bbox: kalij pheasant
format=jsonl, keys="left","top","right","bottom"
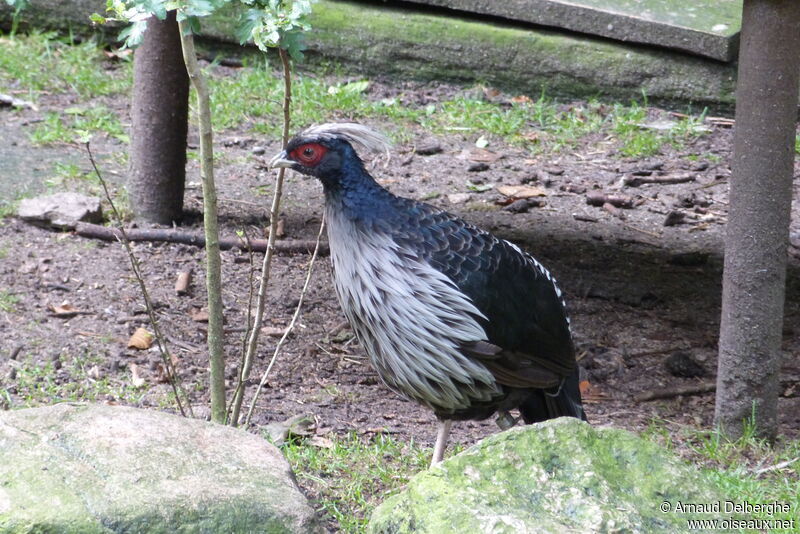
{"left": 270, "top": 123, "right": 586, "bottom": 466}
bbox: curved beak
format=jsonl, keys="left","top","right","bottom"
{"left": 269, "top": 150, "right": 294, "bottom": 169}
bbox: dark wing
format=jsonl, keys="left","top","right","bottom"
{"left": 387, "top": 199, "right": 576, "bottom": 389}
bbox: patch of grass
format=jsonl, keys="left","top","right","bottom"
{"left": 0, "top": 290, "right": 19, "bottom": 312}
{"left": 645, "top": 417, "right": 799, "bottom": 529}
{"left": 206, "top": 63, "right": 709, "bottom": 157}
{"left": 0, "top": 31, "right": 131, "bottom": 98}
{"left": 686, "top": 152, "right": 723, "bottom": 164}
{"left": 795, "top": 134, "right": 799, "bottom": 155}
{"left": 29, "top": 106, "right": 127, "bottom": 146}
{"left": 0, "top": 201, "right": 18, "bottom": 219}
{"left": 610, "top": 102, "right": 660, "bottom": 157}
{"left": 282, "top": 432, "right": 434, "bottom": 533}
{"left": 28, "top": 112, "right": 72, "bottom": 145}
{"left": 46, "top": 161, "right": 90, "bottom": 188}
{"left": 609, "top": 101, "right": 709, "bottom": 157}
{"left": 207, "top": 66, "right": 382, "bottom": 136}
{"left": 5, "top": 352, "right": 146, "bottom": 408}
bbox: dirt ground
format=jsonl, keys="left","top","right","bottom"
{"left": 1, "top": 73, "right": 799, "bottom": 468}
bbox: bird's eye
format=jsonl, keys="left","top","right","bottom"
{"left": 290, "top": 142, "right": 327, "bottom": 166}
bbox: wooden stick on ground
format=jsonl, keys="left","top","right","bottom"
{"left": 634, "top": 382, "right": 716, "bottom": 402}
{"left": 74, "top": 222, "right": 329, "bottom": 256}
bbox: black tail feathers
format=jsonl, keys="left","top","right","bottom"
{"left": 519, "top": 369, "right": 587, "bottom": 424}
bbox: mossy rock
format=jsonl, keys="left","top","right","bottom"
{"left": 0, "top": 403, "right": 320, "bottom": 533}
{"left": 1, "top": 0, "right": 737, "bottom": 108}
{"left": 369, "top": 418, "right": 723, "bottom": 533}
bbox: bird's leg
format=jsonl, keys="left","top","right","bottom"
{"left": 430, "top": 419, "right": 453, "bottom": 467}
{"left": 495, "top": 410, "right": 520, "bottom": 431}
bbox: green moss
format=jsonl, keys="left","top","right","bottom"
{"left": 369, "top": 419, "right": 725, "bottom": 533}
{"left": 301, "top": 0, "right": 736, "bottom": 105}
{"left": 0, "top": 404, "right": 317, "bottom": 533}
{"left": 567, "top": 0, "right": 741, "bottom": 33}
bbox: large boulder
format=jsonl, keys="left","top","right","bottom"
{"left": 369, "top": 418, "right": 722, "bottom": 533}
{"left": 0, "top": 403, "right": 320, "bottom": 533}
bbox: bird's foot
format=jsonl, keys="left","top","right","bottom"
{"left": 495, "top": 411, "right": 520, "bottom": 431}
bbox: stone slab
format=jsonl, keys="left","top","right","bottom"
{"left": 299, "top": 1, "right": 737, "bottom": 106}
{"left": 405, "top": 0, "right": 743, "bottom": 62}
{"left": 0, "top": 403, "right": 321, "bottom": 533}
{"left": 0, "top": 0, "right": 739, "bottom": 108}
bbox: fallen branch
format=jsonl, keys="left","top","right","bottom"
{"left": 623, "top": 174, "right": 696, "bottom": 187}
{"left": 74, "top": 222, "right": 329, "bottom": 256}
{"left": 635, "top": 382, "right": 716, "bottom": 402}
{"left": 586, "top": 191, "right": 635, "bottom": 209}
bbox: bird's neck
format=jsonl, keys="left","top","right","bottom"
{"left": 322, "top": 165, "right": 399, "bottom": 227}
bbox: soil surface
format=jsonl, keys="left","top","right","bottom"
{"left": 1, "top": 68, "right": 800, "bottom": 469}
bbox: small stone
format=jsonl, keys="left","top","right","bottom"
{"left": 8, "top": 344, "right": 22, "bottom": 360}
{"left": 415, "top": 143, "right": 443, "bottom": 156}
{"left": 564, "top": 184, "right": 587, "bottom": 194}
{"left": 663, "top": 210, "right": 685, "bottom": 226}
{"left": 645, "top": 160, "right": 665, "bottom": 171}
{"left": 544, "top": 166, "right": 564, "bottom": 176}
{"left": 691, "top": 161, "right": 709, "bottom": 172}
{"left": 665, "top": 351, "right": 707, "bottom": 378}
{"left": 503, "top": 199, "right": 531, "bottom": 213}
{"left": 467, "top": 162, "right": 490, "bottom": 172}
{"left": 447, "top": 193, "right": 472, "bottom": 204}
{"left": 251, "top": 146, "right": 266, "bottom": 155}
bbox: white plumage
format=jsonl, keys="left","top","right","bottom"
{"left": 326, "top": 204, "right": 502, "bottom": 412}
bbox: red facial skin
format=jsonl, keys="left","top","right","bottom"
{"left": 290, "top": 143, "right": 327, "bottom": 167}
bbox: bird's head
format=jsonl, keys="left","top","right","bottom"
{"left": 269, "top": 123, "right": 390, "bottom": 188}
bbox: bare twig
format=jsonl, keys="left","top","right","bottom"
{"left": 635, "top": 382, "right": 716, "bottom": 402}
{"left": 228, "top": 229, "right": 257, "bottom": 423}
{"left": 177, "top": 19, "right": 226, "bottom": 423}
{"left": 622, "top": 223, "right": 661, "bottom": 239}
{"left": 230, "top": 48, "right": 294, "bottom": 425}
{"left": 752, "top": 458, "right": 798, "bottom": 475}
{"left": 85, "top": 142, "right": 191, "bottom": 417}
{"left": 245, "top": 215, "right": 326, "bottom": 425}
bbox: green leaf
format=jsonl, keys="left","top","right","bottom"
{"left": 465, "top": 181, "right": 493, "bottom": 192}
{"left": 4, "top": 0, "right": 30, "bottom": 9}
{"left": 342, "top": 80, "right": 369, "bottom": 94}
